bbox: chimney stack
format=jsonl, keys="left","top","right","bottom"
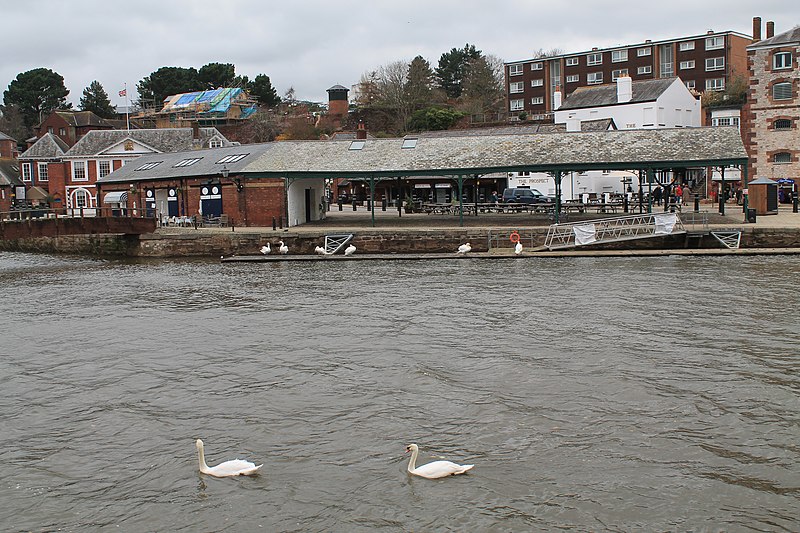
{"left": 191, "top": 121, "right": 200, "bottom": 140}
{"left": 767, "top": 21, "right": 774, "bottom": 39}
{"left": 753, "top": 17, "right": 761, "bottom": 42}
{"left": 617, "top": 75, "right": 632, "bottom": 104}
{"left": 553, "top": 86, "right": 562, "bottom": 110}
{"left": 356, "top": 120, "right": 367, "bottom": 140}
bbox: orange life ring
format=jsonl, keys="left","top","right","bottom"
{"left": 509, "top": 231, "right": 520, "bottom": 244}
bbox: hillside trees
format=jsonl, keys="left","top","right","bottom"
{"left": 3, "top": 68, "right": 71, "bottom": 132}
{"left": 249, "top": 74, "right": 280, "bottom": 107}
{"left": 79, "top": 80, "right": 116, "bottom": 118}
{"left": 435, "top": 44, "right": 481, "bottom": 99}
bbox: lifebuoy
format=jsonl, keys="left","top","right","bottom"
{"left": 509, "top": 231, "right": 520, "bottom": 244}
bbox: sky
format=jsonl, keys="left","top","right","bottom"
{"left": 1, "top": 0, "right": 797, "bottom": 108}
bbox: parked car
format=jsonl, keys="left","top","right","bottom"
{"left": 502, "top": 187, "right": 553, "bottom": 204}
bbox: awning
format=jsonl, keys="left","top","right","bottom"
{"left": 103, "top": 191, "right": 129, "bottom": 204}
{"left": 27, "top": 186, "right": 49, "bottom": 200}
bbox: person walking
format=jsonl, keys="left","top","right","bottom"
{"left": 681, "top": 183, "right": 691, "bottom": 206}
{"left": 653, "top": 185, "right": 663, "bottom": 206}
{"left": 674, "top": 183, "right": 683, "bottom": 208}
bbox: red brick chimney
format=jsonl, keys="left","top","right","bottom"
{"left": 753, "top": 16, "right": 761, "bottom": 42}
{"left": 766, "top": 21, "right": 774, "bottom": 39}
{"left": 356, "top": 121, "right": 367, "bottom": 140}
{"left": 191, "top": 121, "right": 200, "bottom": 139}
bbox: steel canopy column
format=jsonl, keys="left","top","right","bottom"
{"left": 458, "top": 175, "right": 464, "bottom": 227}
{"left": 370, "top": 175, "right": 376, "bottom": 227}
{"left": 553, "top": 171, "right": 562, "bottom": 224}
{"left": 742, "top": 164, "right": 749, "bottom": 217}
{"left": 646, "top": 169, "right": 654, "bottom": 213}
{"left": 719, "top": 166, "right": 726, "bottom": 215}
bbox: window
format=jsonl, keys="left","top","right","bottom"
{"left": 566, "top": 74, "right": 579, "bottom": 83}
{"left": 509, "top": 81, "right": 524, "bottom": 93}
{"left": 134, "top": 161, "right": 163, "bottom": 171}
{"left": 685, "top": 80, "right": 696, "bottom": 89}
{"left": 637, "top": 47, "right": 651, "bottom": 57}
{"left": 706, "top": 57, "right": 725, "bottom": 71}
{"left": 587, "top": 72, "right": 603, "bottom": 85}
{"left": 98, "top": 160, "right": 111, "bottom": 178}
{"left": 38, "top": 162, "right": 49, "bottom": 182}
{"left": 587, "top": 53, "right": 602, "bottom": 66}
{"left": 510, "top": 99, "right": 524, "bottom": 111}
{"left": 611, "top": 50, "right": 628, "bottom": 62}
{"left": 773, "top": 52, "right": 792, "bottom": 70}
{"left": 349, "top": 140, "right": 365, "bottom": 150}
{"left": 530, "top": 96, "right": 544, "bottom": 105}
{"left": 638, "top": 65, "right": 652, "bottom": 75}
{"left": 173, "top": 157, "right": 203, "bottom": 167}
{"left": 711, "top": 116, "right": 740, "bottom": 127}
{"left": 75, "top": 189, "right": 88, "bottom": 208}
{"left": 612, "top": 69, "right": 628, "bottom": 80}
{"left": 566, "top": 57, "right": 579, "bottom": 66}
{"left": 215, "top": 154, "right": 249, "bottom": 164}
{"left": 679, "top": 41, "right": 695, "bottom": 51}
{"left": 531, "top": 62, "right": 543, "bottom": 70}
{"left": 59, "top": 128, "right": 66, "bottom": 135}
{"left": 659, "top": 44, "right": 674, "bottom": 77}
{"left": 773, "top": 82, "right": 792, "bottom": 100}
{"left": 706, "top": 78, "right": 725, "bottom": 91}
{"left": 401, "top": 138, "right": 417, "bottom": 149}
{"left": 773, "top": 152, "right": 791, "bottom": 163}
{"left": 509, "top": 64, "right": 523, "bottom": 76}
{"left": 530, "top": 79, "right": 543, "bottom": 87}
{"left": 47, "top": 127, "right": 53, "bottom": 134}
{"left": 774, "top": 119, "right": 792, "bottom": 130}
{"left": 72, "top": 161, "right": 86, "bottom": 181}
{"left": 21, "top": 163, "right": 31, "bottom": 181}
{"left": 680, "top": 60, "right": 695, "bottom": 70}
{"left": 706, "top": 36, "right": 724, "bottom": 50}
{"left": 209, "top": 138, "right": 224, "bottom": 148}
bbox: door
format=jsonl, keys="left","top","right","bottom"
{"left": 305, "top": 188, "right": 312, "bottom": 223}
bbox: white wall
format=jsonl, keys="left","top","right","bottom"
{"left": 287, "top": 177, "right": 326, "bottom": 227}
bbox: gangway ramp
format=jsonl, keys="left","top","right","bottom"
{"left": 544, "top": 213, "right": 686, "bottom": 250}
{"left": 324, "top": 234, "right": 354, "bottom": 254}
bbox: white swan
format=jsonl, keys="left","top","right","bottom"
{"left": 195, "top": 439, "right": 262, "bottom": 478}
{"left": 405, "top": 443, "right": 473, "bottom": 479}
{"left": 260, "top": 243, "right": 271, "bottom": 255}
{"left": 278, "top": 240, "right": 288, "bottom": 255}
{"left": 344, "top": 244, "right": 356, "bottom": 256}
{"left": 314, "top": 245, "right": 326, "bottom": 255}
{"left": 456, "top": 242, "right": 471, "bottom": 254}
{"left": 514, "top": 242, "right": 523, "bottom": 255}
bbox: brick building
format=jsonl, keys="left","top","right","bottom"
{"left": 0, "top": 131, "right": 19, "bottom": 159}
{"left": 743, "top": 22, "right": 800, "bottom": 204}
{"left": 34, "top": 110, "right": 115, "bottom": 148}
{"left": 505, "top": 28, "right": 752, "bottom": 118}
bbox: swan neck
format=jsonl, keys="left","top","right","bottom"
{"left": 197, "top": 443, "right": 209, "bottom": 472}
{"left": 407, "top": 448, "right": 418, "bottom": 472}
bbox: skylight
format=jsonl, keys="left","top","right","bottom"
{"left": 134, "top": 161, "right": 163, "bottom": 171}
{"left": 402, "top": 138, "right": 418, "bottom": 149}
{"left": 349, "top": 140, "right": 366, "bottom": 150}
{"left": 173, "top": 157, "right": 202, "bottom": 167}
{"left": 215, "top": 154, "right": 249, "bottom": 164}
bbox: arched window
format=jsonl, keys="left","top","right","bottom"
{"left": 773, "top": 152, "right": 791, "bottom": 163}
{"left": 773, "top": 82, "right": 792, "bottom": 100}
{"left": 774, "top": 119, "right": 792, "bottom": 130}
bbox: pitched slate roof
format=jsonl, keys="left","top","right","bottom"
{"left": 97, "top": 144, "right": 271, "bottom": 184}
{"left": 417, "top": 119, "right": 615, "bottom": 138}
{"left": 0, "top": 159, "right": 22, "bottom": 186}
{"left": 0, "top": 131, "right": 17, "bottom": 142}
{"left": 44, "top": 110, "right": 113, "bottom": 129}
{"left": 63, "top": 127, "right": 231, "bottom": 157}
{"left": 747, "top": 26, "right": 800, "bottom": 48}
{"left": 558, "top": 78, "right": 678, "bottom": 111}
{"left": 18, "top": 133, "right": 70, "bottom": 160}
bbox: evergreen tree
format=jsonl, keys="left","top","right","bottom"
{"left": 460, "top": 55, "right": 505, "bottom": 114}
{"left": 198, "top": 62, "right": 236, "bottom": 89}
{"left": 404, "top": 56, "right": 435, "bottom": 113}
{"left": 248, "top": 74, "right": 280, "bottom": 107}
{"left": 435, "top": 44, "right": 481, "bottom": 99}
{"left": 3, "top": 68, "right": 71, "bottom": 131}
{"left": 79, "top": 80, "right": 116, "bottom": 118}
{"left": 136, "top": 66, "right": 201, "bottom": 109}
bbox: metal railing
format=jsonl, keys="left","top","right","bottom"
{"left": 544, "top": 213, "right": 686, "bottom": 250}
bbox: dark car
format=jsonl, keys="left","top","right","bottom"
{"left": 502, "top": 187, "right": 553, "bottom": 204}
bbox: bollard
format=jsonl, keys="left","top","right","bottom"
{"left": 272, "top": 217, "right": 276, "bottom": 231}
{"left": 382, "top": 199, "right": 387, "bottom": 211}
{"left": 794, "top": 192, "right": 799, "bottom": 213}
{"left": 279, "top": 216, "right": 283, "bottom": 229}
{"left": 694, "top": 194, "right": 700, "bottom": 213}
{"left": 367, "top": 199, "right": 372, "bottom": 211}
{"left": 623, "top": 195, "right": 629, "bottom": 213}
{"left": 352, "top": 200, "right": 357, "bottom": 211}
{"left": 338, "top": 201, "right": 343, "bottom": 211}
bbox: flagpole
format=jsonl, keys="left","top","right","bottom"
{"left": 125, "top": 83, "right": 130, "bottom": 131}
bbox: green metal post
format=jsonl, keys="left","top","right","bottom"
{"left": 370, "top": 176, "right": 375, "bottom": 227}
{"left": 647, "top": 169, "right": 654, "bottom": 213}
{"left": 742, "top": 165, "right": 749, "bottom": 220}
{"left": 554, "top": 171, "right": 562, "bottom": 224}
{"left": 458, "top": 175, "right": 464, "bottom": 227}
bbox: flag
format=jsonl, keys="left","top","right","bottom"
{"left": 119, "top": 89, "right": 126, "bottom": 97}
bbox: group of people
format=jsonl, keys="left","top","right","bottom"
{"left": 651, "top": 183, "right": 694, "bottom": 207}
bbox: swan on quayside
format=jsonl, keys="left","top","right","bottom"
{"left": 278, "top": 241, "right": 289, "bottom": 254}
{"left": 514, "top": 241, "right": 523, "bottom": 255}
{"left": 456, "top": 242, "right": 471, "bottom": 254}
{"left": 260, "top": 243, "right": 271, "bottom": 255}
{"left": 195, "top": 439, "right": 262, "bottom": 478}
{"left": 405, "top": 443, "right": 474, "bottom": 479}
{"left": 344, "top": 244, "right": 356, "bottom": 256}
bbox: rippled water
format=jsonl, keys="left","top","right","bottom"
{"left": 1, "top": 251, "right": 798, "bottom": 532}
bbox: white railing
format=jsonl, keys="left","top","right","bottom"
{"left": 544, "top": 213, "right": 685, "bottom": 250}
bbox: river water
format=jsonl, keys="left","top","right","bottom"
{"left": 1, "top": 251, "right": 798, "bottom": 532}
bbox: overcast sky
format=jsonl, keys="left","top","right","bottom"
{"left": 2, "top": 0, "right": 796, "bottom": 108}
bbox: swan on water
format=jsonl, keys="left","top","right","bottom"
{"left": 514, "top": 242, "right": 523, "bottom": 255}
{"left": 405, "top": 443, "right": 474, "bottom": 479}
{"left": 278, "top": 241, "right": 289, "bottom": 255}
{"left": 456, "top": 243, "right": 471, "bottom": 254}
{"left": 260, "top": 243, "right": 271, "bottom": 255}
{"left": 344, "top": 244, "right": 356, "bottom": 256}
{"left": 195, "top": 439, "right": 262, "bottom": 478}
